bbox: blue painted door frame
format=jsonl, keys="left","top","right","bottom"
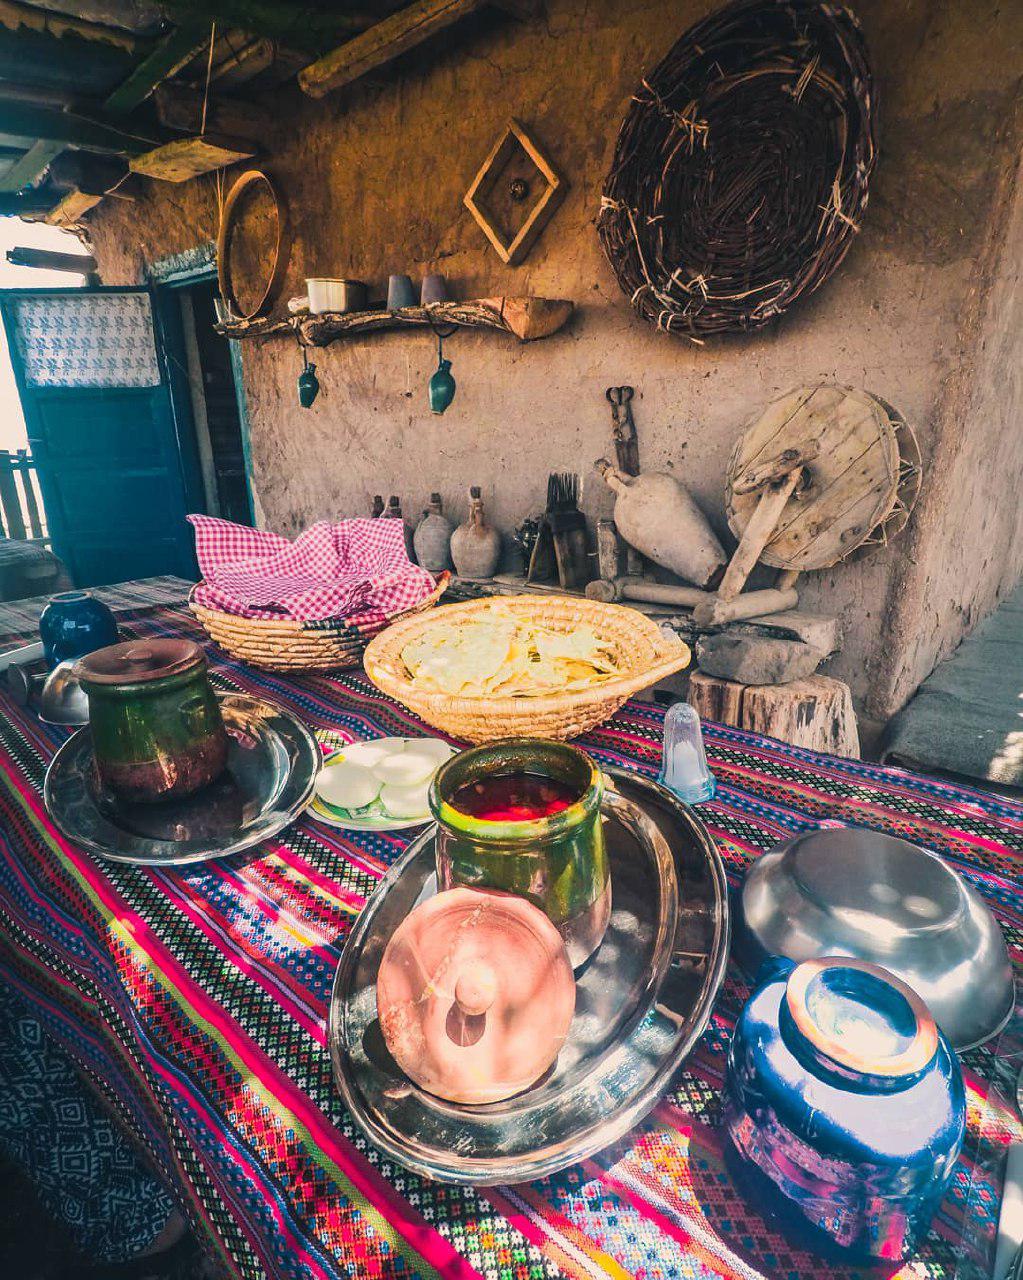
{"left": 0, "top": 284, "right": 206, "bottom": 587}
{"left": 147, "top": 248, "right": 256, "bottom": 527}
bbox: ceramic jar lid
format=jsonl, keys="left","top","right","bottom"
{"left": 76, "top": 638, "right": 205, "bottom": 686}
{"left": 376, "top": 887, "right": 576, "bottom": 1104}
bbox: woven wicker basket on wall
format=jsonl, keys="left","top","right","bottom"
{"left": 363, "top": 595, "right": 691, "bottom": 744}
{"left": 190, "top": 574, "right": 449, "bottom": 673}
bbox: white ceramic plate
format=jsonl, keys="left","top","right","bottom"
{"left": 306, "top": 737, "right": 453, "bottom": 832}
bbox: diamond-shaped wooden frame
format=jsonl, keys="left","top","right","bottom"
{"left": 463, "top": 118, "right": 566, "bottom": 266}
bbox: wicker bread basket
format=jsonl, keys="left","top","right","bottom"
{"left": 190, "top": 573, "right": 448, "bottom": 673}
{"left": 363, "top": 595, "right": 691, "bottom": 744}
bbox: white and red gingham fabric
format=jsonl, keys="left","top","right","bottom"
{"left": 188, "top": 515, "right": 436, "bottom": 623}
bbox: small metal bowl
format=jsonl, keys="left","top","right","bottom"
{"left": 38, "top": 660, "right": 90, "bottom": 726}
{"left": 738, "top": 828, "right": 1014, "bottom": 1051}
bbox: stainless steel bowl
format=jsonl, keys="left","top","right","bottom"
{"left": 38, "top": 660, "right": 90, "bottom": 726}
{"left": 739, "top": 828, "right": 1014, "bottom": 1051}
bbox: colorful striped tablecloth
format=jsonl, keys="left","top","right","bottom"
{"left": 0, "top": 599, "right": 1020, "bottom": 1280}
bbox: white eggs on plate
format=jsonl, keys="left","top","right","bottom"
{"left": 338, "top": 739, "right": 402, "bottom": 769}
{"left": 312, "top": 736, "right": 454, "bottom": 825}
{"left": 380, "top": 780, "right": 433, "bottom": 818}
{"left": 374, "top": 749, "right": 440, "bottom": 788}
{"left": 315, "top": 760, "right": 381, "bottom": 811}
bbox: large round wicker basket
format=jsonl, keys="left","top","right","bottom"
{"left": 363, "top": 595, "right": 691, "bottom": 744}
{"left": 191, "top": 573, "right": 448, "bottom": 673}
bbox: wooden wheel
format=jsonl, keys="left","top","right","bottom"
{"left": 725, "top": 384, "right": 905, "bottom": 572}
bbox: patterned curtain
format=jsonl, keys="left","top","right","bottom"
{"left": 9, "top": 293, "right": 161, "bottom": 389}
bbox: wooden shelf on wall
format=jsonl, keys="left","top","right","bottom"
{"left": 215, "top": 296, "right": 574, "bottom": 346}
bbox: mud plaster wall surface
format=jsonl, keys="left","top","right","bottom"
{"left": 85, "top": 0, "right": 1023, "bottom": 719}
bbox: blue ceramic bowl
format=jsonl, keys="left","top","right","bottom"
{"left": 39, "top": 591, "right": 119, "bottom": 669}
{"left": 724, "top": 956, "right": 965, "bottom": 1264}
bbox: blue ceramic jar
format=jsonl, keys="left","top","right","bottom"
{"left": 724, "top": 957, "right": 965, "bottom": 1264}
{"left": 39, "top": 591, "right": 119, "bottom": 669}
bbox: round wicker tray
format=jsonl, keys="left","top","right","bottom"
{"left": 191, "top": 574, "right": 449, "bottom": 673}
{"left": 363, "top": 595, "right": 691, "bottom": 744}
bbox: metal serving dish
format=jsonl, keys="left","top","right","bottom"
{"left": 329, "top": 768, "right": 729, "bottom": 1184}
{"left": 738, "top": 828, "right": 1015, "bottom": 1051}
{"left": 44, "top": 693, "right": 318, "bottom": 866}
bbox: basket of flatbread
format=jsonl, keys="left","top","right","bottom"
{"left": 362, "top": 596, "right": 691, "bottom": 744}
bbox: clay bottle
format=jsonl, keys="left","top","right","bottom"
{"left": 450, "top": 487, "right": 501, "bottom": 580}
{"left": 413, "top": 493, "right": 454, "bottom": 572}
{"left": 594, "top": 459, "right": 726, "bottom": 589}
{"left": 385, "top": 495, "right": 416, "bottom": 561}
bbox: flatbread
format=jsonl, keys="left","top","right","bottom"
{"left": 400, "top": 610, "right": 622, "bottom": 698}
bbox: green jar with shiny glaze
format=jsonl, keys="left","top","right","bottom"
{"left": 76, "top": 639, "right": 229, "bottom": 804}
{"left": 430, "top": 738, "right": 611, "bottom": 968}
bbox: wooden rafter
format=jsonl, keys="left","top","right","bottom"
{"left": 0, "top": 140, "right": 63, "bottom": 194}
{"left": 0, "top": 22, "right": 209, "bottom": 207}
{"left": 298, "top": 0, "right": 536, "bottom": 99}
{"left": 299, "top": 0, "right": 481, "bottom": 98}
{"left": 104, "top": 21, "right": 213, "bottom": 115}
{"left": 6, "top": 246, "right": 97, "bottom": 272}
{"left": 159, "top": 0, "right": 375, "bottom": 54}
{"left": 0, "top": 102, "right": 156, "bottom": 155}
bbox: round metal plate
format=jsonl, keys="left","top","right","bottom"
{"left": 43, "top": 693, "right": 319, "bottom": 866}
{"left": 328, "top": 768, "right": 729, "bottom": 1184}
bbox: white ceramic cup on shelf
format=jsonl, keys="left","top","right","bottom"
{"left": 306, "top": 278, "right": 368, "bottom": 314}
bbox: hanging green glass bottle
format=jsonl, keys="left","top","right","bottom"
{"left": 428, "top": 331, "right": 455, "bottom": 414}
{"left": 298, "top": 346, "right": 320, "bottom": 408}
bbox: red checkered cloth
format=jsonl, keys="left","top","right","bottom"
{"left": 188, "top": 515, "right": 436, "bottom": 623}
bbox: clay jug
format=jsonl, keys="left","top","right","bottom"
{"left": 594, "top": 459, "right": 726, "bottom": 589}
{"left": 385, "top": 495, "right": 416, "bottom": 561}
{"left": 450, "top": 487, "right": 501, "bottom": 580}
{"left": 413, "top": 493, "right": 454, "bottom": 572}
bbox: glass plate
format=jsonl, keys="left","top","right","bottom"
{"left": 328, "top": 768, "right": 730, "bottom": 1184}
{"left": 43, "top": 693, "right": 319, "bottom": 865}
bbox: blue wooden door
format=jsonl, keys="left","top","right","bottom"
{"left": 0, "top": 287, "right": 204, "bottom": 587}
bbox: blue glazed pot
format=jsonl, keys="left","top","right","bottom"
{"left": 39, "top": 591, "right": 119, "bottom": 669}
{"left": 724, "top": 956, "right": 965, "bottom": 1264}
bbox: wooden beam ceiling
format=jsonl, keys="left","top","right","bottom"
{"left": 298, "top": 0, "right": 536, "bottom": 99}
{"left": 0, "top": 140, "right": 63, "bottom": 193}
{"left": 158, "top": 1, "right": 381, "bottom": 55}
{"left": 104, "top": 20, "right": 212, "bottom": 114}
{"left": 0, "top": 20, "right": 208, "bottom": 199}
{"left": 299, "top": 0, "right": 484, "bottom": 98}
{"left": 0, "top": 102, "right": 156, "bottom": 156}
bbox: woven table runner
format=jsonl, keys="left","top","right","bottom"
{"left": 0, "top": 600, "right": 1019, "bottom": 1280}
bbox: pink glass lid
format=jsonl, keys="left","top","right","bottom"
{"left": 376, "top": 887, "right": 576, "bottom": 1104}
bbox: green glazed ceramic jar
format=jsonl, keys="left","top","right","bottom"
{"left": 429, "top": 738, "right": 611, "bottom": 968}
{"left": 76, "top": 639, "right": 229, "bottom": 804}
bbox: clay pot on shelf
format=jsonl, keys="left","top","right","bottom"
{"left": 450, "top": 487, "right": 501, "bottom": 580}
{"left": 413, "top": 493, "right": 454, "bottom": 572}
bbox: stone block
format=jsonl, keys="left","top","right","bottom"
{"left": 696, "top": 634, "right": 824, "bottom": 685}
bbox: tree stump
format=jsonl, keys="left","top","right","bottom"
{"left": 689, "top": 671, "right": 859, "bottom": 758}
{"left": 688, "top": 671, "right": 745, "bottom": 726}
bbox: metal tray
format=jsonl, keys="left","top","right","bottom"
{"left": 328, "top": 768, "right": 729, "bottom": 1184}
{"left": 43, "top": 693, "right": 319, "bottom": 866}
